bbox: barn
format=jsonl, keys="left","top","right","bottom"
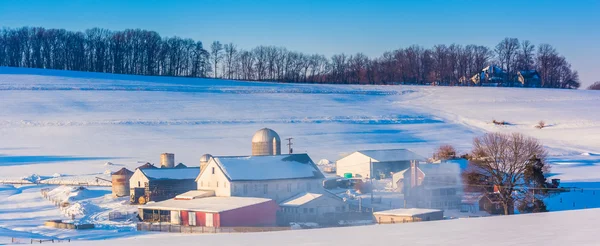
{"left": 373, "top": 208, "right": 443, "bottom": 224}
{"left": 130, "top": 167, "right": 200, "bottom": 204}
{"left": 336, "top": 149, "right": 425, "bottom": 179}
{"left": 139, "top": 196, "right": 278, "bottom": 227}
{"left": 278, "top": 192, "right": 348, "bottom": 225}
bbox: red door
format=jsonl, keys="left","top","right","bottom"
{"left": 181, "top": 211, "right": 189, "bottom": 226}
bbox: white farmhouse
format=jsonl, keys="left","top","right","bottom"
{"left": 336, "top": 149, "right": 425, "bottom": 179}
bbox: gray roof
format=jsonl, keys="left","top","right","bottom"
{"left": 140, "top": 167, "right": 200, "bottom": 180}
{"left": 213, "top": 154, "right": 324, "bottom": 181}
{"left": 358, "top": 149, "right": 425, "bottom": 162}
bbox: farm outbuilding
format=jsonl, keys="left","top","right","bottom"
{"left": 139, "top": 196, "right": 278, "bottom": 227}
{"left": 336, "top": 149, "right": 425, "bottom": 179}
{"left": 130, "top": 167, "right": 200, "bottom": 204}
{"left": 373, "top": 208, "right": 443, "bottom": 224}
{"left": 111, "top": 168, "right": 134, "bottom": 198}
{"left": 278, "top": 192, "right": 348, "bottom": 225}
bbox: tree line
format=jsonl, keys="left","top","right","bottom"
{"left": 0, "top": 26, "right": 581, "bottom": 88}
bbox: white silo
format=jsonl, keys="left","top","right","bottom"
{"left": 160, "top": 153, "right": 175, "bottom": 168}
{"left": 251, "top": 128, "right": 281, "bottom": 156}
{"left": 200, "top": 154, "right": 213, "bottom": 173}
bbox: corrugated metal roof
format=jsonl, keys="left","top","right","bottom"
{"left": 112, "top": 168, "right": 133, "bottom": 175}
{"left": 141, "top": 196, "right": 272, "bottom": 213}
{"left": 213, "top": 154, "right": 324, "bottom": 181}
{"left": 357, "top": 149, "right": 425, "bottom": 162}
{"left": 140, "top": 167, "right": 199, "bottom": 180}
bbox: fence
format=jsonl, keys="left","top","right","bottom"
{"left": 10, "top": 238, "right": 71, "bottom": 244}
{"left": 108, "top": 211, "right": 136, "bottom": 221}
{"left": 136, "top": 222, "right": 290, "bottom": 234}
{"left": 277, "top": 212, "right": 373, "bottom": 226}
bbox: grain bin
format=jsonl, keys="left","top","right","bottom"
{"left": 112, "top": 168, "right": 134, "bottom": 197}
{"left": 251, "top": 128, "right": 281, "bottom": 156}
{"left": 200, "top": 154, "right": 213, "bottom": 173}
{"left": 160, "top": 153, "right": 175, "bottom": 168}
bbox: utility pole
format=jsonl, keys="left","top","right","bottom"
{"left": 285, "top": 138, "right": 293, "bottom": 154}
{"left": 370, "top": 158, "right": 374, "bottom": 203}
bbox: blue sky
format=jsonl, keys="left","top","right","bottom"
{"left": 1, "top": 0, "right": 598, "bottom": 87}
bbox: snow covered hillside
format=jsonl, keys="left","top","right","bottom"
{"left": 1, "top": 67, "right": 598, "bottom": 179}
{"left": 0, "top": 67, "right": 599, "bottom": 243}
{"left": 80, "top": 208, "right": 600, "bottom": 246}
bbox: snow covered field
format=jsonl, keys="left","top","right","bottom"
{"left": 79, "top": 208, "right": 600, "bottom": 246}
{"left": 0, "top": 67, "right": 599, "bottom": 243}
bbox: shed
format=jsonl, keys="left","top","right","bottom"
{"left": 278, "top": 191, "right": 348, "bottom": 225}
{"left": 336, "top": 149, "right": 425, "bottom": 179}
{"left": 139, "top": 196, "right": 278, "bottom": 227}
{"left": 373, "top": 208, "right": 443, "bottom": 224}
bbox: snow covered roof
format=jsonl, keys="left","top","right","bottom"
{"left": 280, "top": 192, "right": 323, "bottom": 207}
{"left": 140, "top": 167, "right": 200, "bottom": 180}
{"left": 212, "top": 154, "right": 324, "bottom": 181}
{"left": 141, "top": 196, "right": 273, "bottom": 213}
{"left": 357, "top": 149, "right": 426, "bottom": 162}
{"left": 373, "top": 208, "right": 443, "bottom": 217}
{"left": 174, "top": 190, "right": 215, "bottom": 200}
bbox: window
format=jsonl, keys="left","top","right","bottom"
{"left": 216, "top": 182, "right": 219, "bottom": 187}
{"left": 303, "top": 208, "right": 308, "bottom": 213}
{"left": 287, "top": 183, "right": 292, "bottom": 192}
{"left": 201, "top": 181, "right": 203, "bottom": 187}
{"left": 224, "top": 182, "right": 227, "bottom": 188}
{"left": 138, "top": 181, "right": 141, "bottom": 187}
{"left": 263, "top": 184, "right": 268, "bottom": 194}
{"left": 309, "top": 208, "right": 314, "bottom": 213}
{"left": 212, "top": 167, "right": 215, "bottom": 174}
{"left": 243, "top": 184, "right": 248, "bottom": 194}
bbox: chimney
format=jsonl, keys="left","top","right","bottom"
{"left": 410, "top": 160, "right": 419, "bottom": 188}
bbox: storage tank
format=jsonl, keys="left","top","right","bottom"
{"left": 200, "top": 154, "right": 213, "bottom": 173}
{"left": 111, "top": 168, "right": 134, "bottom": 198}
{"left": 251, "top": 128, "right": 281, "bottom": 156}
{"left": 160, "top": 153, "right": 175, "bottom": 168}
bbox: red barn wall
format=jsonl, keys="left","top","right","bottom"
{"left": 219, "top": 200, "right": 278, "bottom": 227}
{"left": 181, "top": 211, "right": 189, "bottom": 226}
{"left": 196, "top": 212, "right": 206, "bottom": 227}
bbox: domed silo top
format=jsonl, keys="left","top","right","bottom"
{"left": 252, "top": 128, "right": 281, "bottom": 143}
{"left": 251, "top": 128, "right": 281, "bottom": 156}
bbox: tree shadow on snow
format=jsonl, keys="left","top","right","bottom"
{"left": 0, "top": 155, "right": 121, "bottom": 166}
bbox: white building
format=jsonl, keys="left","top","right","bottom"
{"left": 336, "top": 149, "right": 425, "bottom": 179}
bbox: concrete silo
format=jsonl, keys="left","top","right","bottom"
{"left": 111, "top": 168, "right": 134, "bottom": 198}
{"left": 160, "top": 153, "right": 175, "bottom": 168}
{"left": 251, "top": 128, "right": 281, "bottom": 156}
{"left": 200, "top": 154, "right": 213, "bottom": 173}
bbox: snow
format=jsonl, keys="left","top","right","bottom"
{"left": 214, "top": 154, "right": 323, "bottom": 181}
{"left": 373, "top": 208, "right": 442, "bottom": 217}
{"left": 140, "top": 168, "right": 200, "bottom": 180}
{"left": 1, "top": 67, "right": 600, "bottom": 243}
{"left": 80, "top": 208, "right": 600, "bottom": 246}
{"left": 174, "top": 190, "right": 215, "bottom": 200}
{"left": 358, "top": 149, "right": 427, "bottom": 162}
{"left": 141, "top": 196, "right": 272, "bottom": 213}
{"left": 280, "top": 192, "right": 323, "bottom": 207}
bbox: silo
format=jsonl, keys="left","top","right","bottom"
{"left": 251, "top": 128, "right": 281, "bottom": 156}
{"left": 111, "top": 168, "right": 134, "bottom": 198}
{"left": 200, "top": 154, "right": 213, "bottom": 173}
{"left": 160, "top": 153, "right": 175, "bottom": 168}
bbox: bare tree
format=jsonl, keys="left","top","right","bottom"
{"left": 222, "top": 43, "right": 237, "bottom": 80}
{"left": 588, "top": 81, "right": 600, "bottom": 90}
{"left": 432, "top": 144, "right": 457, "bottom": 161}
{"left": 495, "top": 38, "right": 520, "bottom": 81}
{"left": 463, "top": 132, "right": 548, "bottom": 215}
{"left": 210, "top": 41, "right": 223, "bottom": 78}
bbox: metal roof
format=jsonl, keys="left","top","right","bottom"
{"left": 357, "top": 149, "right": 426, "bottom": 162}
{"left": 251, "top": 128, "right": 280, "bottom": 143}
{"left": 212, "top": 153, "right": 324, "bottom": 181}
{"left": 373, "top": 208, "right": 442, "bottom": 217}
{"left": 141, "top": 196, "right": 273, "bottom": 213}
{"left": 140, "top": 167, "right": 200, "bottom": 180}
